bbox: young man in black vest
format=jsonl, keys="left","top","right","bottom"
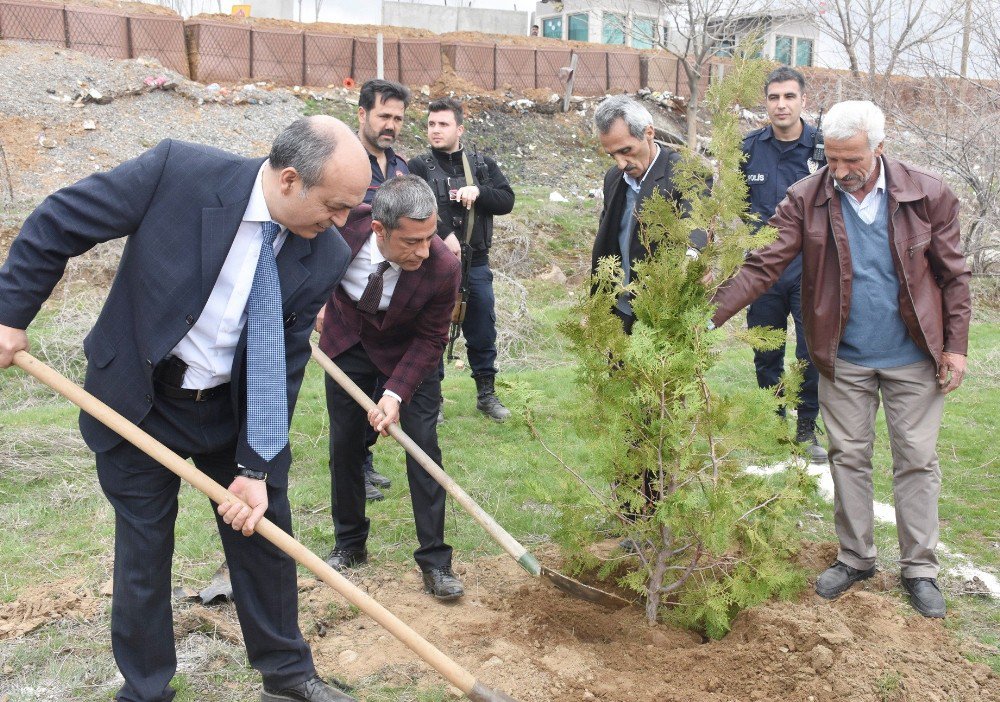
{"left": 408, "top": 98, "right": 516, "bottom": 422}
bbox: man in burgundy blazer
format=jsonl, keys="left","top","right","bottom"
{"left": 317, "top": 175, "right": 464, "bottom": 599}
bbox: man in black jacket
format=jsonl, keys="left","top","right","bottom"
{"left": 408, "top": 98, "right": 516, "bottom": 421}
{"left": 592, "top": 95, "right": 706, "bottom": 334}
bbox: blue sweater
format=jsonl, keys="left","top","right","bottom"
{"left": 838, "top": 195, "right": 928, "bottom": 368}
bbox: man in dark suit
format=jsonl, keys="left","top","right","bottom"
{"left": 591, "top": 95, "right": 706, "bottom": 334}
{"left": 590, "top": 96, "right": 706, "bottom": 541}
{"left": 317, "top": 175, "right": 464, "bottom": 600}
{"left": 0, "top": 116, "right": 370, "bottom": 702}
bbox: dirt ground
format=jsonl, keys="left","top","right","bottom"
{"left": 4, "top": 542, "right": 995, "bottom": 701}
{"left": 0, "top": 34, "right": 996, "bottom": 702}
{"left": 294, "top": 541, "right": 999, "bottom": 702}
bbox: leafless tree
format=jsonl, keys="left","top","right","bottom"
{"left": 613, "top": 0, "right": 777, "bottom": 148}
{"left": 314, "top": 0, "right": 326, "bottom": 22}
{"left": 888, "top": 4, "right": 1000, "bottom": 275}
{"left": 802, "top": 0, "right": 964, "bottom": 96}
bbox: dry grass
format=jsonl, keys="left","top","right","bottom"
{"left": 0, "top": 425, "right": 90, "bottom": 485}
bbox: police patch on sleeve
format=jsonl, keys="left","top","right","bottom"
{"left": 747, "top": 172, "right": 767, "bottom": 184}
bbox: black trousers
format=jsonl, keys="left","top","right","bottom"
{"left": 325, "top": 342, "right": 452, "bottom": 571}
{"left": 746, "top": 255, "right": 820, "bottom": 421}
{"left": 95, "top": 391, "right": 313, "bottom": 702}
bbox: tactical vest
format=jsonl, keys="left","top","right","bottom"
{"left": 417, "top": 149, "right": 494, "bottom": 251}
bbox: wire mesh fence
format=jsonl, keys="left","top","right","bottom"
{"left": 495, "top": 45, "right": 535, "bottom": 92}
{"left": 0, "top": 0, "right": 66, "bottom": 46}
{"left": 535, "top": 48, "right": 571, "bottom": 92}
{"left": 353, "top": 36, "right": 400, "bottom": 84}
{"left": 251, "top": 28, "right": 303, "bottom": 85}
{"left": 185, "top": 20, "right": 251, "bottom": 84}
{"left": 443, "top": 42, "right": 495, "bottom": 90}
{"left": 0, "top": 2, "right": 728, "bottom": 97}
{"left": 66, "top": 6, "right": 129, "bottom": 60}
{"left": 399, "top": 39, "right": 441, "bottom": 88}
{"left": 129, "top": 14, "right": 188, "bottom": 77}
{"left": 572, "top": 50, "right": 608, "bottom": 96}
{"left": 607, "top": 51, "right": 641, "bottom": 93}
{"left": 304, "top": 32, "right": 353, "bottom": 87}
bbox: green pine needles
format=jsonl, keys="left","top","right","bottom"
{"left": 551, "top": 49, "right": 814, "bottom": 636}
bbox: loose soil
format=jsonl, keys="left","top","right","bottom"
{"left": 8, "top": 542, "right": 995, "bottom": 700}
{"left": 0, "top": 36, "right": 997, "bottom": 702}
{"left": 0, "top": 579, "right": 101, "bottom": 640}
{"left": 290, "top": 542, "right": 998, "bottom": 702}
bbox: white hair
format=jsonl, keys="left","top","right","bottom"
{"left": 823, "top": 100, "right": 886, "bottom": 150}
{"left": 594, "top": 95, "right": 654, "bottom": 139}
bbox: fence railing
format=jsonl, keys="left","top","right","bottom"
{"left": 0, "top": 1, "right": 722, "bottom": 97}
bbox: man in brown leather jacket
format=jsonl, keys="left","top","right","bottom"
{"left": 711, "top": 100, "right": 971, "bottom": 618}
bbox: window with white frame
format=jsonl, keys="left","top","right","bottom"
{"left": 775, "top": 35, "right": 814, "bottom": 67}
{"left": 632, "top": 16, "right": 655, "bottom": 49}
{"left": 602, "top": 12, "right": 625, "bottom": 44}
{"left": 542, "top": 16, "right": 562, "bottom": 39}
{"left": 568, "top": 13, "right": 589, "bottom": 41}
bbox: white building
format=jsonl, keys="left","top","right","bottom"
{"left": 533, "top": 0, "right": 667, "bottom": 48}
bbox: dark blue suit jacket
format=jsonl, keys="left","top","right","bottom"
{"left": 0, "top": 139, "right": 351, "bottom": 485}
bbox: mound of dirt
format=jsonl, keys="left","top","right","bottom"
{"left": 296, "top": 544, "right": 999, "bottom": 702}
{"left": 187, "top": 13, "right": 435, "bottom": 39}
{"left": 0, "top": 578, "right": 102, "bottom": 640}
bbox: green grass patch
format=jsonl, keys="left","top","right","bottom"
{"left": 2, "top": 275, "right": 996, "bottom": 696}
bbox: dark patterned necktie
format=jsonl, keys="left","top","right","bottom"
{"left": 356, "top": 260, "right": 391, "bottom": 314}
{"left": 246, "top": 221, "right": 287, "bottom": 462}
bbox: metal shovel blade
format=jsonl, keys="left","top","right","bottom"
{"left": 468, "top": 682, "right": 521, "bottom": 702}
{"left": 198, "top": 563, "right": 233, "bottom": 605}
{"left": 540, "top": 565, "right": 633, "bottom": 610}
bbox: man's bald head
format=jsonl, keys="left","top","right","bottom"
{"left": 265, "top": 116, "right": 370, "bottom": 237}
{"left": 269, "top": 116, "right": 365, "bottom": 190}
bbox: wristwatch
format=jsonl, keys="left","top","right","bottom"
{"left": 236, "top": 466, "right": 268, "bottom": 481}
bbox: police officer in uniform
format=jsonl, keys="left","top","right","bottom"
{"left": 741, "top": 66, "right": 828, "bottom": 462}
{"left": 408, "top": 98, "right": 516, "bottom": 422}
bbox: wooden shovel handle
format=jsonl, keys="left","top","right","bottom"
{"left": 11, "top": 350, "right": 485, "bottom": 695}
{"left": 310, "top": 343, "right": 542, "bottom": 577}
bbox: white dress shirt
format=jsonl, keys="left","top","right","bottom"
{"left": 836, "top": 156, "right": 887, "bottom": 225}
{"left": 339, "top": 232, "right": 402, "bottom": 310}
{"left": 170, "top": 162, "right": 288, "bottom": 389}
{"left": 339, "top": 233, "right": 403, "bottom": 403}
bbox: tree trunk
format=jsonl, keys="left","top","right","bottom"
{"left": 685, "top": 65, "right": 701, "bottom": 150}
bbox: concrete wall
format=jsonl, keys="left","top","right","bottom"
{"left": 383, "top": 2, "right": 529, "bottom": 37}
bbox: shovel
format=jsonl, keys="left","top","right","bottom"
{"left": 310, "top": 343, "right": 633, "bottom": 610}
{"left": 11, "top": 350, "right": 520, "bottom": 702}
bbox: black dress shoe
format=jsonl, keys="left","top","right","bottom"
{"left": 325, "top": 548, "right": 368, "bottom": 573}
{"left": 902, "top": 576, "right": 946, "bottom": 618}
{"left": 422, "top": 567, "right": 464, "bottom": 600}
{"left": 364, "top": 478, "right": 384, "bottom": 502}
{"left": 815, "top": 560, "right": 876, "bottom": 599}
{"left": 261, "top": 675, "right": 356, "bottom": 702}
{"left": 364, "top": 465, "right": 391, "bottom": 489}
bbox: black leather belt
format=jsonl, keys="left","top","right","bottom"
{"left": 154, "top": 380, "right": 230, "bottom": 402}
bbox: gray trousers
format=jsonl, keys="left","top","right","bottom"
{"left": 819, "top": 358, "right": 945, "bottom": 578}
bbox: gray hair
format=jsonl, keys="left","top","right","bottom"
{"left": 823, "top": 100, "right": 886, "bottom": 150}
{"left": 268, "top": 117, "right": 338, "bottom": 190}
{"left": 372, "top": 175, "right": 437, "bottom": 231}
{"left": 594, "top": 95, "right": 653, "bottom": 139}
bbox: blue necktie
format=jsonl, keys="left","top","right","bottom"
{"left": 246, "top": 221, "right": 287, "bottom": 462}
